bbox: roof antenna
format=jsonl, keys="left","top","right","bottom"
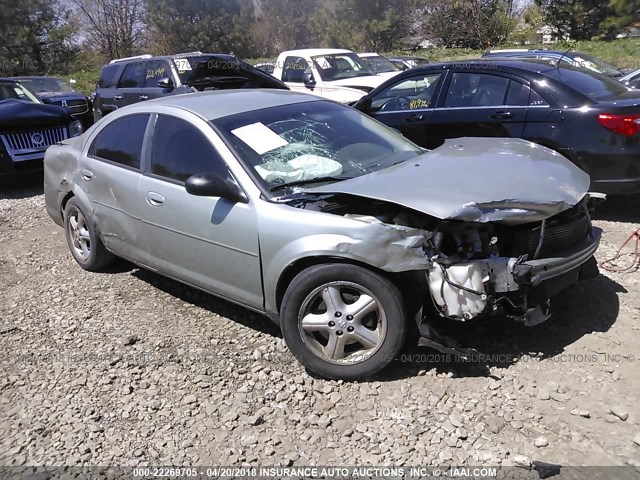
{"left": 556, "top": 45, "right": 572, "bottom": 72}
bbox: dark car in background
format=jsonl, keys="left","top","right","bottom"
{"left": 0, "top": 78, "right": 82, "bottom": 179}
{"left": 387, "top": 56, "right": 430, "bottom": 71}
{"left": 255, "top": 62, "right": 276, "bottom": 75}
{"left": 355, "top": 59, "right": 640, "bottom": 195}
{"left": 481, "top": 49, "right": 625, "bottom": 78}
{"left": 12, "top": 76, "right": 93, "bottom": 129}
{"left": 93, "top": 52, "right": 288, "bottom": 121}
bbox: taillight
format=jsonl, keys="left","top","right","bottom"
{"left": 597, "top": 113, "right": 640, "bottom": 137}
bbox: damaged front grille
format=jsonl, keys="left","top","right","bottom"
{"left": 500, "top": 205, "right": 590, "bottom": 259}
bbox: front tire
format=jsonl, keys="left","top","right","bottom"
{"left": 280, "top": 264, "right": 407, "bottom": 380}
{"left": 64, "top": 198, "right": 114, "bottom": 271}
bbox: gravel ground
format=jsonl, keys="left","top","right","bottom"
{"left": 1, "top": 178, "right": 639, "bottom": 473}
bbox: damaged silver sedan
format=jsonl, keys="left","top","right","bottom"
{"left": 44, "top": 90, "right": 602, "bottom": 380}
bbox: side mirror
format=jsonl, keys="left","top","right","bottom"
{"left": 354, "top": 95, "right": 372, "bottom": 112}
{"left": 302, "top": 71, "right": 315, "bottom": 85}
{"left": 157, "top": 77, "right": 174, "bottom": 89}
{"left": 185, "top": 172, "right": 248, "bottom": 203}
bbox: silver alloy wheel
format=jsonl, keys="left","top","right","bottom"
{"left": 298, "top": 281, "right": 388, "bottom": 365}
{"left": 67, "top": 208, "right": 91, "bottom": 260}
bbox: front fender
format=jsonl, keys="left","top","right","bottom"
{"left": 263, "top": 223, "right": 431, "bottom": 316}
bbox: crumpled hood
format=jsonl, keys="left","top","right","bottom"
{"left": 0, "top": 99, "right": 71, "bottom": 129}
{"left": 327, "top": 75, "right": 387, "bottom": 90}
{"left": 306, "top": 137, "right": 591, "bottom": 225}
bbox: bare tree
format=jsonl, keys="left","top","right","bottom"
{"left": 420, "top": 0, "right": 520, "bottom": 48}
{"left": 70, "top": 0, "right": 146, "bottom": 59}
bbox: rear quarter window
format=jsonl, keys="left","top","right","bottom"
{"left": 89, "top": 114, "right": 150, "bottom": 169}
{"left": 98, "top": 65, "right": 120, "bottom": 88}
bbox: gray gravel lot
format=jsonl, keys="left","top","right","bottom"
{"left": 1, "top": 178, "right": 639, "bottom": 473}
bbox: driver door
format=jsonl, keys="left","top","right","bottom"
{"left": 366, "top": 73, "right": 444, "bottom": 148}
{"left": 138, "top": 114, "right": 263, "bottom": 309}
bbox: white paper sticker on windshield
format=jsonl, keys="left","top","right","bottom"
{"left": 231, "top": 123, "right": 289, "bottom": 155}
{"left": 174, "top": 59, "right": 192, "bottom": 71}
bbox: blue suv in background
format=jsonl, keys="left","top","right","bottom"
{"left": 11, "top": 76, "right": 94, "bottom": 129}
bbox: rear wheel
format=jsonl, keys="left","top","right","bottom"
{"left": 64, "top": 198, "right": 114, "bottom": 271}
{"left": 280, "top": 264, "right": 406, "bottom": 380}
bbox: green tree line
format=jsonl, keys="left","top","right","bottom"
{"left": 0, "top": 0, "right": 637, "bottom": 76}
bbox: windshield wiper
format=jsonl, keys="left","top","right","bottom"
{"left": 269, "top": 176, "right": 352, "bottom": 192}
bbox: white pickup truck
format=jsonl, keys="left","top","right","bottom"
{"left": 272, "top": 48, "right": 390, "bottom": 103}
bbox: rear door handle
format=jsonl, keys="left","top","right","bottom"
{"left": 489, "top": 111, "right": 514, "bottom": 119}
{"left": 113, "top": 95, "right": 123, "bottom": 101}
{"left": 404, "top": 113, "right": 423, "bottom": 122}
{"left": 146, "top": 192, "right": 165, "bottom": 207}
{"left": 81, "top": 169, "right": 94, "bottom": 181}
{"left": 139, "top": 95, "right": 148, "bottom": 101}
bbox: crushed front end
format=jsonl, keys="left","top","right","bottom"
{"left": 291, "top": 190, "right": 602, "bottom": 336}
{"left": 422, "top": 195, "right": 601, "bottom": 327}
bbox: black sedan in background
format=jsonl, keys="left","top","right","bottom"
{"left": 355, "top": 59, "right": 640, "bottom": 195}
{"left": 11, "top": 76, "right": 93, "bottom": 129}
{"left": 0, "top": 78, "right": 81, "bottom": 180}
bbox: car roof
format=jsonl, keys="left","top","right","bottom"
{"left": 9, "top": 76, "right": 60, "bottom": 80}
{"left": 283, "top": 48, "right": 353, "bottom": 56}
{"left": 137, "top": 89, "right": 322, "bottom": 120}
{"left": 108, "top": 52, "right": 238, "bottom": 65}
{"left": 358, "top": 53, "right": 382, "bottom": 57}
{"left": 415, "top": 57, "right": 574, "bottom": 73}
{"left": 388, "top": 56, "right": 427, "bottom": 61}
{"left": 0, "top": 78, "right": 18, "bottom": 83}
{"left": 484, "top": 49, "right": 582, "bottom": 57}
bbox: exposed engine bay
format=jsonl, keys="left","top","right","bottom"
{"left": 288, "top": 192, "right": 602, "bottom": 331}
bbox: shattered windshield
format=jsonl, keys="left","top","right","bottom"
{"left": 311, "top": 53, "right": 375, "bottom": 81}
{"left": 360, "top": 55, "right": 398, "bottom": 73}
{"left": 212, "top": 100, "right": 423, "bottom": 195}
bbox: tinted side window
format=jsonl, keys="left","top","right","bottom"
{"left": 529, "top": 89, "right": 549, "bottom": 106}
{"left": 89, "top": 114, "right": 149, "bottom": 169}
{"left": 150, "top": 116, "right": 229, "bottom": 183}
{"left": 505, "top": 80, "right": 529, "bottom": 106}
{"left": 98, "top": 65, "right": 120, "bottom": 88}
{"left": 282, "top": 56, "right": 309, "bottom": 83}
{"left": 144, "top": 60, "right": 171, "bottom": 88}
{"left": 117, "top": 62, "right": 145, "bottom": 88}
{"left": 444, "top": 73, "right": 509, "bottom": 107}
{"left": 371, "top": 73, "right": 442, "bottom": 111}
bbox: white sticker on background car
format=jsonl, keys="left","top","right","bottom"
{"left": 174, "top": 59, "right": 192, "bottom": 71}
{"left": 231, "top": 122, "right": 289, "bottom": 155}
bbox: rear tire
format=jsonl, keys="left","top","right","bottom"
{"left": 280, "top": 263, "right": 406, "bottom": 380}
{"left": 64, "top": 197, "right": 114, "bottom": 271}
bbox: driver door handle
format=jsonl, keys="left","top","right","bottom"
{"left": 139, "top": 94, "right": 149, "bottom": 101}
{"left": 405, "top": 113, "right": 423, "bottom": 122}
{"left": 81, "top": 169, "right": 94, "bottom": 181}
{"left": 490, "top": 111, "right": 513, "bottom": 119}
{"left": 146, "top": 192, "right": 165, "bottom": 207}
{"left": 113, "top": 95, "right": 123, "bottom": 101}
